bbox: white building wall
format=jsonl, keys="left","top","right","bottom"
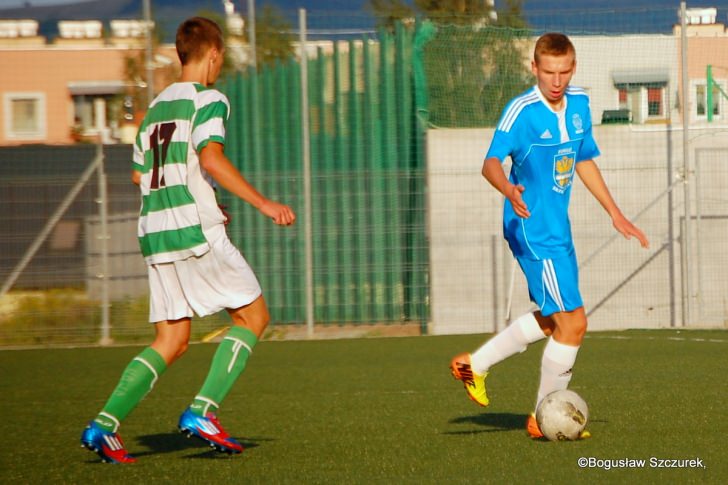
{"left": 569, "top": 35, "right": 679, "bottom": 125}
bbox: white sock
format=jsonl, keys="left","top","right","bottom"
{"left": 470, "top": 313, "right": 546, "bottom": 374}
{"left": 536, "top": 338, "right": 580, "bottom": 409}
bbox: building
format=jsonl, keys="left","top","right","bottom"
{"left": 0, "top": 19, "right": 178, "bottom": 145}
{"left": 2, "top": 7, "right": 728, "bottom": 146}
{"left": 581, "top": 7, "right": 727, "bottom": 127}
{"left": 675, "top": 8, "right": 728, "bottom": 124}
{"left": 570, "top": 34, "right": 678, "bottom": 125}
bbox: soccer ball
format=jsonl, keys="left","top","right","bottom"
{"left": 535, "top": 389, "right": 589, "bottom": 441}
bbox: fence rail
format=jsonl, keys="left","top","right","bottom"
{"left": 2, "top": 6, "right": 727, "bottom": 346}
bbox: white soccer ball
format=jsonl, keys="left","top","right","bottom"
{"left": 535, "top": 389, "right": 589, "bottom": 441}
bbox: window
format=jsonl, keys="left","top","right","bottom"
{"left": 694, "top": 82, "right": 722, "bottom": 119}
{"left": 71, "top": 94, "right": 122, "bottom": 143}
{"left": 696, "top": 84, "right": 706, "bottom": 116}
{"left": 647, "top": 87, "right": 663, "bottom": 117}
{"left": 612, "top": 69, "right": 669, "bottom": 124}
{"left": 712, "top": 87, "right": 721, "bottom": 116}
{"left": 618, "top": 88, "right": 628, "bottom": 109}
{"left": 4, "top": 92, "right": 46, "bottom": 140}
{"left": 73, "top": 95, "right": 103, "bottom": 134}
{"left": 613, "top": 84, "right": 667, "bottom": 124}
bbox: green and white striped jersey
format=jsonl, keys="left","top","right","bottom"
{"left": 133, "top": 82, "right": 230, "bottom": 265}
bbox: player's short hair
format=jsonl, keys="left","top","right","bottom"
{"left": 534, "top": 32, "right": 575, "bottom": 64}
{"left": 176, "top": 17, "right": 224, "bottom": 66}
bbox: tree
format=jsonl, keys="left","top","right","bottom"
{"left": 496, "top": 0, "right": 529, "bottom": 29}
{"left": 478, "top": 0, "right": 532, "bottom": 124}
{"left": 195, "top": 8, "right": 239, "bottom": 75}
{"left": 370, "top": 0, "right": 532, "bottom": 126}
{"left": 370, "top": 0, "right": 496, "bottom": 27}
{"left": 170, "top": 6, "right": 295, "bottom": 72}
{"left": 368, "top": 0, "right": 415, "bottom": 30}
{"left": 122, "top": 22, "right": 177, "bottom": 126}
{"left": 414, "top": 0, "right": 494, "bottom": 24}
{"left": 251, "top": 4, "right": 295, "bottom": 68}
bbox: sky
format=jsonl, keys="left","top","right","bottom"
{"left": 0, "top": 0, "right": 96, "bottom": 7}
{"left": 1, "top": 0, "right": 727, "bottom": 39}
{"left": 0, "top": 0, "right": 94, "bottom": 7}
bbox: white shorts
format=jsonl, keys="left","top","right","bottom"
{"left": 147, "top": 230, "right": 262, "bottom": 322}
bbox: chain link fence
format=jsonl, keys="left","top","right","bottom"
{"left": 2, "top": 4, "right": 727, "bottom": 347}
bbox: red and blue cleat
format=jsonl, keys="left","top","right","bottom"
{"left": 178, "top": 408, "right": 243, "bottom": 454}
{"left": 81, "top": 421, "right": 136, "bottom": 464}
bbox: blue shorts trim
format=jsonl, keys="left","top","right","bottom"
{"left": 516, "top": 250, "right": 583, "bottom": 317}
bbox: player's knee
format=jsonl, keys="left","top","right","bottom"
{"left": 152, "top": 335, "right": 189, "bottom": 364}
{"left": 229, "top": 296, "right": 270, "bottom": 334}
{"left": 175, "top": 340, "right": 189, "bottom": 358}
{"left": 568, "top": 318, "right": 587, "bottom": 342}
{"left": 551, "top": 309, "right": 587, "bottom": 344}
{"left": 233, "top": 312, "right": 269, "bottom": 335}
{"left": 259, "top": 306, "right": 271, "bottom": 327}
{"left": 534, "top": 312, "right": 556, "bottom": 336}
{"left": 163, "top": 340, "right": 189, "bottom": 364}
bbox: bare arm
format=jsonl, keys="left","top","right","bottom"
{"left": 482, "top": 156, "right": 530, "bottom": 218}
{"left": 132, "top": 169, "right": 141, "bottom": 186}
{"left": 575, "top": 160, "right": 648, "bottom": 248}
{"left": 199, "top": 142, "right": 296, "bottom": 226}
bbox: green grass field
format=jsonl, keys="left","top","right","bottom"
{"left": 1, "top": 329, "right": 726, "bottom": 484}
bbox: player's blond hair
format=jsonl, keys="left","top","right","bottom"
{"left": 534, "top": 32, "right": 575, "bottom": 64}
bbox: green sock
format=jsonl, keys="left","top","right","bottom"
{"left": 93, "top": 347, "right": 167, "bottom": 432}
{"left": 190, "top": 326, "right": 258, "bottom": 416}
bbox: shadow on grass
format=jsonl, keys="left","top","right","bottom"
{"left": 134, "top": 432, "right": 269, "bottom": 458}
{"left": 445, "top": 412, "right": 527, "bottom": 434}
{"left": 447, "top": 413, "right": 606, "bottom": 440}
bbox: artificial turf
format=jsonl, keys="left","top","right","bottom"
{"left": 0, "top": 329, "right": 725, "bottom": 484}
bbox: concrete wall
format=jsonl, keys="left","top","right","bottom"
{"left": 427, "top": 124, "right": 728, "bottom": 334}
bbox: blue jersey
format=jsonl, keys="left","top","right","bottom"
{"left": 487, "top": 85, "right": 600, "bottom": 260}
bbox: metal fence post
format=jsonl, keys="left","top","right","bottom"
{"left": 96, "top": 142, "right": 111, "bottom": 345}
{"left": 679, "top": 1, "right": 693, "bottom": 326}
{"left": 299, "top": 8, "right": 314, "bottom": 338}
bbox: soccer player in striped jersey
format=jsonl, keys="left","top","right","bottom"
{"left": 450, "top": 33, "right": 649, "bottom": 439}
{"left": 81, "top": 17, "right": 295, "bottom": 463}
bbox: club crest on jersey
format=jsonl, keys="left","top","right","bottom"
{"left": 552, "top": 149, "right": 576, "bottom": 193}
{"left": 572, "top": 113, "right": 584, "bottom": 134}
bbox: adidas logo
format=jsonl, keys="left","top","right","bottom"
{"left": 540, "top": 129, "right": 553, "bottom": 139}
{"left": 198, "top": 420, "right": 220, "bottom": 435}
{"left": 103, "top": 434, "right": 124, "bottom": 451}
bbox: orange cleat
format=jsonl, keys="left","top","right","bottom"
{"left": 450, "top": 353, "right": 489, "bottom": 407}
{"left": 526, "top": 413, "right": 544, "bottom": 439}
{"left": 527, "top": 412, "right": 591, "bottom": 440}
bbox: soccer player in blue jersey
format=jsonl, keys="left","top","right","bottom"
{"left": 450, "top": 32, "right": 649, "bottom": 438}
